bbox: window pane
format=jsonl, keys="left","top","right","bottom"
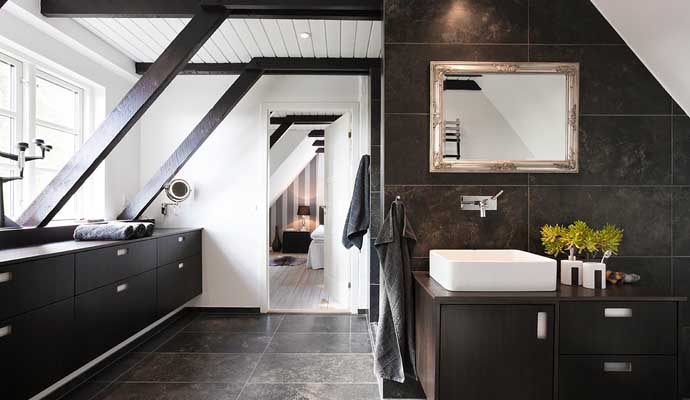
{"left": 36, "top": 76, "right": 78, "bottom": 129}
{"left": 33, "top": 168, "right": 76, "bottom": 220}
{"left": 0, "top": 167, "right": 13, "bottom": 218}
{"left": 0, "top": 115, "right": 11, "bottom": 156}
{"left": 35, "top": 124, "right": 76, "bottom": 170}
{"left": 0, "top": 60, "right": 11, "bottom": 110}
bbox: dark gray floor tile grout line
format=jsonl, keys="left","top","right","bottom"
{"left": 234, "top": 314, "right": 286, "bottom": 400}
{"left": 61, "top": 312, "right": 204, "bottom": 400}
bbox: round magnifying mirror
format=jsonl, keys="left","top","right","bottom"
{"left": 165, "top": 179, "right": 191, "bottom": 203}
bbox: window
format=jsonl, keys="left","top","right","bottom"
{"left": 0, "top": 50, "right": 85, "bottom": 221}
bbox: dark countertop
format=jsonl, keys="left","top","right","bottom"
{"left": 0, "top": 228, "right": 202, "bottom": 266}
{"left": 414, "top": 272, "right": 686, "bottom": 303}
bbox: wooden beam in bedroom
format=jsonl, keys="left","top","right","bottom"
{"left": 315, "top": 148, "right": 324, "bottom": 154}
{"left": 42, "top": 0, "right": 382, "bottom": 20}
{"left": 312, "top": 140, "right": 325, "bottom": 147}
{"left": 18, "top": 6, "right": 229, "bottom": 227}
{"left": 119, "top": 68, "right": 263, "bottom": 220}
{"left": 307, "top": 130, "right": 324, "bottom": 137}
{"left": 269, "top": 120, "right": 293, "bottom": 148}
{"left": 135, "top": 58, "right": 381, "bottom": 76}
{"left": 0, "top": 0, "right": 8, "bottom": 10}
{"left": 270, "top": 115, "right": 340, "bottom": 125}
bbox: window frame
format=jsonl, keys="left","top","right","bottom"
{"left": 0, "top": 52, "right": 23, "bottom": 218}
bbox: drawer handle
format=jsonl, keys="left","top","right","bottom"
{"left": 178, "top": 263, "right": 184, "bottom": 269}
{"left": 178, "top": 236, "right": 185, "bottom": 243}
{"left": 0, "top": 271, "right": 12, "bottom": 283}
{"left": 116, "top": 248, "right": 129, "bottom": 257}
{"left": 604, "top": 308, "right": 633, "bottom": 318}
{"left": 604, "top": 362, "right": 632, "bottom": 373}
{"left": 0, "top": 325, "right": 11, "bottom": 338}
{"left": 116, "top": 283, "right": 129, "bottom": 293}
{"left": 536, "top": 312, "right": 547, "bottom": 340}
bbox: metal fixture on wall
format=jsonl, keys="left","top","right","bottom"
{"left": 161, "top": 178, "right": 192, "bottom": 216}
{"left": 461, "top": 190, "right": 504, "bottom": 218}
{"left": 0, "top": 139, "right": 52, "bottom": 228}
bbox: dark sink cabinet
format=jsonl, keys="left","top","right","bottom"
{"left": 414, "top": 273, "right": 685, "bottom": 400}
{"left": 0, "top": 228, "right": 202, "bottom": 400}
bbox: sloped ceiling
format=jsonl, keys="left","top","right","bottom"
{"left": 592, "top": 0, "right": 690, "bottom": 114}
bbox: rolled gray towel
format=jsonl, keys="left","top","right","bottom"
{"left": 74, "top": 223, "right": 135, "bottom": 241}
{"left": 124, "top": 222, "right": 146, "bottom": 238}
{"left": 142, "top": 222, "right": 155, "bottom": 237}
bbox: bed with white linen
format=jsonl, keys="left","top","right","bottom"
{"left": 307, "top": 225, "right": 325, "bottom": 269}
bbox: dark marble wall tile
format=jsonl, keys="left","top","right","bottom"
{"left": 385, "top": 185, "right": 528, "bottom": 257}
{"left": 604, "top": 257, "right": 671, "bottom": 290}
{"left": 681, "top": 327, "right": 690, "bottom": 397}
{"left": 530, "top": 46, "right": 672, "bottom": 115}
{"left": 385, "top": 0, "right": 528, "bottom": 44}
{"left": 370, "top": 239, "right": 380, "bottom": 284}
{"left": 528, "top": 0, "right": 623, "bottom": 44}
{"left": 411, "top": 257, "right": 430, "bottom": 271}
{"left": 370, "top": 192, "right": 382, "bottom": 235}
{"left": 385, "top": 44, "right": 528, "bottom": 114}
{"left": 674, "top": 259, "right": 690, "bottom": 325}
{"left": 384, "top": 114, "right": 527, "bottom": 185}
{"left": 673, "top": 117, "right": 690, "bottom": 185}
{"left": 371, "top": 100, "right": 381, "bottom": 145}
{"left": 529, "top": 187, "right": 672, "bottom": 257}
{"left": 673, "top": 189, "right": 690, "bottom": 256}
{"left": 371, "top": 146, "right": 381, "bottom": 191}
{"left": 531, "top": 116, "right": 672, "bottom": 186}
{"left": 674, "top": 100, "right": 688, "bottom": 117}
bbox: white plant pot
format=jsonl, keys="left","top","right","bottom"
{"left": 583, "top": 262, "right": 607, "bottom": 289}
{"left": 560, "top": 260, "right": 583, "bottom": 286}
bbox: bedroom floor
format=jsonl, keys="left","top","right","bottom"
{"left": 269, "top": 252, "right": 347, "bottom": 311}
{"left": 60, "top": 311, "right": 379, "bottom": 400}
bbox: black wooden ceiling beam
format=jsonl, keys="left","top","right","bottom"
{"left": 119, "top": 68, "right": 263, "bottom": 220}
{"left": 312, "top": 140, "right": 325, "bottom": 147}
{"left": 315, "top": 148, "right": 324, "bottom": 154}
{"left": 18, "top": 6, "right": 229, "bottom": 227}
{"left": 0, "top": 0, "right": 8, "bottom": 10}
{"left": 270, "top": 115, "right": 340, "bottom": 125}
{"left": 307, "top": 130, "right": 324, "bottom": 137}
{"left": 42, "top": 0, "right": 382, "bottom": 20}
{"left": 135, "top": 58, "right": 381, "bottom": 76}
{"left": 269, "top": 120, "right": 293, "bottom": 148}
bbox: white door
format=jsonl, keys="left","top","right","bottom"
{"left": 324, "top": 113, "right": 352, "bottom": 308}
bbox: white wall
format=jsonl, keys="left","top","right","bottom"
{"left": 0, "top": 1, "right": 141, "bottom": 220}
{"left": 138, "top": 75, "right": 365, "bottom": 309}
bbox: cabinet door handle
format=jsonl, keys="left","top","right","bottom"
{"left": 178, "top": 236, "right": 185, "bottom": 243}
{"left": 0, "top": 271, "right": 12, "bottom": 283}
{"left": 116, "top": 283, "right": 129, "bottom": 293}
{"left": 0, "top": 325, "right": 11, "bottom": 338}
{"left": 116, "top": 248, "right": 128, "bottom": 257}
{"left": 604, "top": 308, "right": 633, "bottom": 318}
{"left": 178, "top": 263, "right": 184, "bottom": 269}
{"left": 604, "top": 362, "right": 632, "bottom": 373}
{"left": 536, "top": 312, "right": 548, "bottom": 340}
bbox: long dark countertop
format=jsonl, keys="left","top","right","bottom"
{"left": 0, "top": 228, "right": 202, "bottom": 266}
{"left": 414, "top": 271, "right": 686, "bottom": 303}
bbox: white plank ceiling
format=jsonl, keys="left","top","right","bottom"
{"left": 76, "top": 18, "right": 382, "bottom": 63}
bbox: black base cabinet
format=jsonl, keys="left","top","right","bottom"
{"left": 0, "top": 298, "right": 76, "bottom": 400}
{"left": 0, "top": 228, "right": 202, "bottom": 400}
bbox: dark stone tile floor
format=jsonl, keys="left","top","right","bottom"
{"left": 60, "top": 312, "right": 379, "bottom": 400}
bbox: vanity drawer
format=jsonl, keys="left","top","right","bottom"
{"left": 75, "top": 240, "right": 157, "bottom": 294}
{"left": 157, "top": 254, "right": 202, "bottom": 317}
{"left": 560, "top": 302, "right": 676, "bottom": 355}
{"left": 559, "top": 356, "right": 676, "bottom": 400}
{"left": 75, "top": 269, "right": 156, "bottom": 364}
{"left": 0, "top": 254, "right": 74, "bottom": 320}
{"left": 157, "top": 231, "right": 201, "bottom": 266}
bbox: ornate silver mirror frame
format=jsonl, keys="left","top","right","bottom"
{"left": 430, "top": 61, "right": 580, "bottom": 173}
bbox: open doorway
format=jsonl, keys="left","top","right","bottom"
{"left": 267, "top": 110, "right": 354, "bottom": 313}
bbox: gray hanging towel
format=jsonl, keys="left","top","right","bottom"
{"left": 342, "top": 154, "right": 370, "bottom": 250}
{"left": 374, "top": 199, "right": 417, "bottom": 383}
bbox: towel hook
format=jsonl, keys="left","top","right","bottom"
{"left": 395, "top": 195, "right": 401, "bottom": 201}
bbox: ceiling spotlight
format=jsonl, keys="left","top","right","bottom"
{"left": 299, "top": 32, "right": 311, "bottom": 39}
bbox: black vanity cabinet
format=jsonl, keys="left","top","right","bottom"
{"left": 414, "top": 272, "right": 686, "bottom": 400}
{"left": 0, "top": 228, "right": 202, "bottom": 400}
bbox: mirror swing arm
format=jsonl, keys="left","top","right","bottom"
{"left": 161, "top": 178, "right": 192, "bottom": 216}
{"left": 430, "top": 61, "right": 580, "bottom": 173}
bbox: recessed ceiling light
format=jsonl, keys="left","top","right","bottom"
{"left": 299, "top": 32, "right": 311, "bottom": 39}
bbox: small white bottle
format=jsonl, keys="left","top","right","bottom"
{"left": 583, "top": 262, "right": 607, "bottom": 289}
{"left": 560, "top": 248, "right": 583, "bottom": 286}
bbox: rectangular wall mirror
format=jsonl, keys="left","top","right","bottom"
{"left": 430, "top": 61, "right": 580, "bottom": 173}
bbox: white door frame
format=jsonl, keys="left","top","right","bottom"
{"left": 260, "top": 101, "right": 368, "bottom": 314}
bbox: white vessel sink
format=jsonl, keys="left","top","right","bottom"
{"left": 429, "top": 249, "right": 557, "bottom": 292}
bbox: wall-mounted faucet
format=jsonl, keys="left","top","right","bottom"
{"left": 461, "top": 190, "right": 504, "bottom": 218}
